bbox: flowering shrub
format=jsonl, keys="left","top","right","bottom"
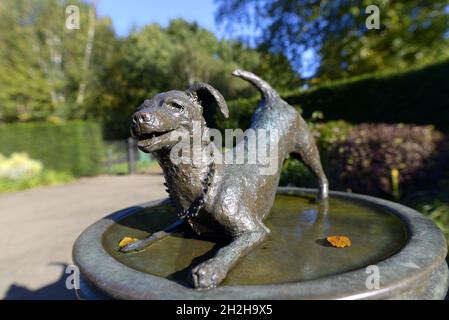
{"left": 327, "top": 123, "right": 449, "bottom": 198}
{"left": 310, "top": 120, "right": 353, "bottom": 149}
{"left": 281, "top": 122, "right": 449, "bottom": 200}
{"left": 0, "top": 153, "right": 43, "bottom": 180}
{"left": 0, "top": 153, "right": 73, "bottom": 192}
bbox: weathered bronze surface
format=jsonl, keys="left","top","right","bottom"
{"left": 106, "top": 194, "right": 406, "bottom": 286}
{"left": 126, "top": 69, "right": 329, "bottom": 289}
{"left": 73, "top": 188, "right": 449, "bottom": 299}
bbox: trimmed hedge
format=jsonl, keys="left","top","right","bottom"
{"left": 284, "top": 59, "right": 449, "bottom": 133}
{"left": 216, "top": 59, "right": 449, "bottom": 134}
{"left": 0, "top": 121, "right": 104, "bottom": 176}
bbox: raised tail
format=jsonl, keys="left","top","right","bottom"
{"left": 232, "top": 69, "right": 279, "bottom": 104}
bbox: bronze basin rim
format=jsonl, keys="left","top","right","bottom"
{"left": 72, "top": 187, "right": 448, "bottom": 300}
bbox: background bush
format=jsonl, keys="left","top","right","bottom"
{"left": 0, "top": 122, "right": 104, "bottom": 176}
{"left": 280, "top": 121, "right": 449, "bottom": 200}
{"left": 326, "top": 123, "right": 449, "bottom": 198}
{"left": 280, "top": 120, "right": 353, "bottom": 188}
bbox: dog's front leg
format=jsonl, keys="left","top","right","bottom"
{"left": 120, "top": 219, "right": 185, "bottom": 253}
{"left": 191, "top": 225, "right": 269, "bottom": 290}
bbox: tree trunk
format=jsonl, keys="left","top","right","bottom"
{"left": 76, "top": 2, "right": 97, "bottom": 107}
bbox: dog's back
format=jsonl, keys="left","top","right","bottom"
{"left": 216, "top": 70, "right": 303, "bottom": 221}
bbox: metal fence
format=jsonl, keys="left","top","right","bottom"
{"left": 103, "top": 138, "right": 152, "bottom": 174}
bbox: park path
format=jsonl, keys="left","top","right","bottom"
{"left": 0, "top": 173, "right": 166, "bottom": 299}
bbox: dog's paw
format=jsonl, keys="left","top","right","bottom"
{"left": 119, "top": 239, "right": 147, "bottom": 253}
{"left": 232, "top": 69, "right": 243, "bottom": 77}
{"left": 191, "top": 258, "right": 227, "bottom": 290}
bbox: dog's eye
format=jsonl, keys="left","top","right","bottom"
{"left": 169, "top": 102, "right": 183, "bottom": 110}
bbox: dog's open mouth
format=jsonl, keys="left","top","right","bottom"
{"left": 137, "top": 130, "right": 172, "bottom": 148}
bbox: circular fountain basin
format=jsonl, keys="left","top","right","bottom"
{"left": 73, "top": 187, "right": 448, "bottom": 299}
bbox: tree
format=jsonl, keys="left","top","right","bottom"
{"left": 0, "top": 2, "right": 301, "bottom": 139}
{"left": 0, "top": 0, "right": 115, "bottom": 122}
{"left": 216, "top": 0, "right": 449, "bottom": 80}
{"left": 92, "top": 19, "right": 301, "bottom": 138}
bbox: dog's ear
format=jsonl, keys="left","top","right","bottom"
{"left": 187, "top": 82, "right": 229, "bottom": 118}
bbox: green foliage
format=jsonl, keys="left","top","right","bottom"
{"left": 419, "top": 201, "right": 449, "bottom": 246}
{"left": 0, "top": 170, "right": 73, "bottom": 193}
{"left": 215, "top": 97, "right": 260, "bottom": 132}
{"left": 94, "top": 20, "right": 300, "bottom": 139}
{"left": 280, "top": 120, "right": 354, "bottom": 188}
{"left": 403, "top": 182, "right": 449, "bottom": 246}
{"left": 284, "top": 59, "right": 449, "bottom": 133}
{"left": 0, "top": 122, "right": 104, "bottom": 176}
{"left": 0, "top": 0, "right": 116, "bottom": 122}
{"left": 0, "top": 151, "right": 73, "bottom": 192}
{"left": 216, "top": 0, "right": 449, "bottom": 80}
{"left": 209, "top": 59, "right": 449, "bottom": 199}
{"left": 309, "top": 120, "right": 353, "bottom": 149}
{"left": 280, "top": 157, "right": 318, "bottom": 188}
{"left": 318, "top": 0, "right": 449, "bottom": 80}
{"left": 0, "top": 1, "right": 302, "bottom": 139}
{"left": 216, "top": 58, "right": 449, "bottom": 135}
{"left": 0, "top": 152, "right": 43, "bottom": 179}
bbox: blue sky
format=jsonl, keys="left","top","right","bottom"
{"left": 95, "top": 0, "right": 222, "bottom": 37}
{"left": 91, "top": 0, "right": 318, "bottom": 76}
{"left": 90, "top": 2, "right": 449, "bottom": 78}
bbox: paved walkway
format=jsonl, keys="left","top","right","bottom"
{"left": 0, "top": 173, "right": 166, "bottom": 300}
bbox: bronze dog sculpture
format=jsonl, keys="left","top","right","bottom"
{"left": 123, "top": 69, "right": 328, "bottom": 290}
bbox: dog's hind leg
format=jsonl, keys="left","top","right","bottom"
{"left": 292, "top": 119, "right": 329, "bottom": 201}
{"left": 119, "top": 219, "right": 185, "bottom": 253}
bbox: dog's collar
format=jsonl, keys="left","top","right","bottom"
{"left": 177, "top": 161, "right": 215, "bottom": 219}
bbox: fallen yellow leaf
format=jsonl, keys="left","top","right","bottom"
{"left": 118, "top": 236, "right": 138, "bottom": 248}
{"left": 326, "top": 235, "right": 352, "bottom": 248}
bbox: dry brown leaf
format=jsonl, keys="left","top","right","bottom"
{"left": 118, "top": 236, "right": 138, "bottom": 248}
{"left": 326, "top": 235, "right": 352, "bottom": 248}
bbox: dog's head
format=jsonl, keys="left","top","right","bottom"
{"left": 131, "top": 83, "right": 229, "bottom": 153}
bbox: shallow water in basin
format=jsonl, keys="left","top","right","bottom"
{"left": 102, "top": 194, "right": 407, "bottom": 286}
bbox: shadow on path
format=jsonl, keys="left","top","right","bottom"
{"left": 3, "top": 263, "right": 77, "bottom": 300}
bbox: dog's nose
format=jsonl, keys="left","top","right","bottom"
{"left": 132, "top": 111, "right": 150, "bottom": 124}
{"left": 131, "top": 111, "right": 152, "bottom": 138}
